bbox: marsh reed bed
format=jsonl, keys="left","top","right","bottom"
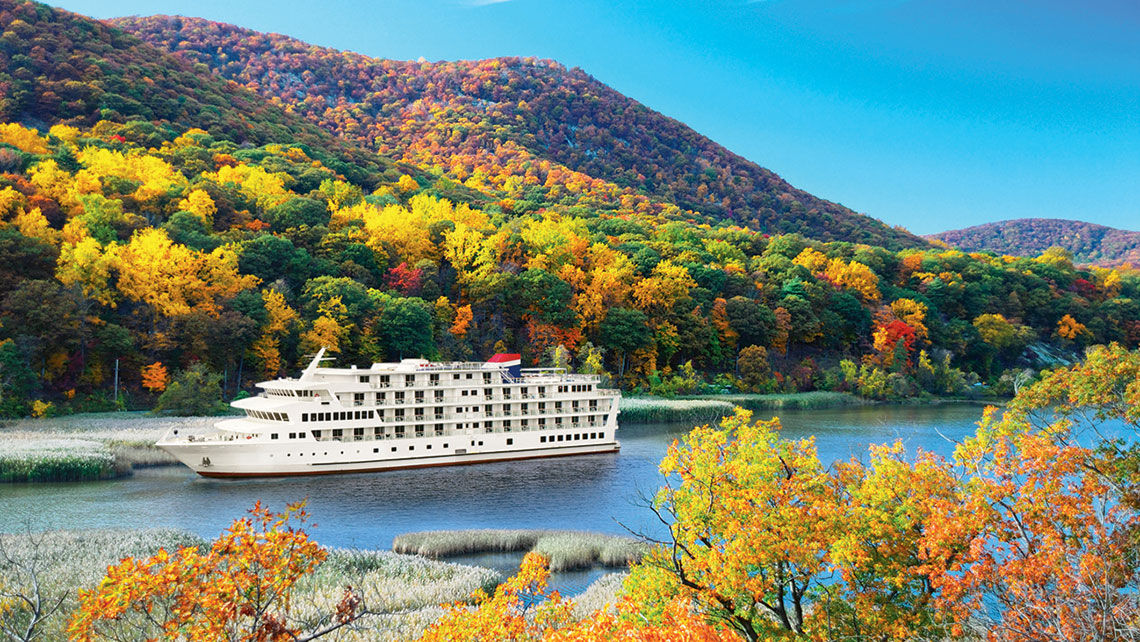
{"left": 697, "top": 391, "right": 864, "bottom": 411}
{"left": 0, "top": 437, "right": 129, "bottom": 482}
{"left": 618, "top": 397, "right": 735, "bottom": 424}
{"left": 0, "top": 412, "right": 197, "bottom": 481}
{"left": 0, "top": 528, "right": 501, "bottom": 641}
{"left": 392, "top": 529, "right": 647, "bottom": 572}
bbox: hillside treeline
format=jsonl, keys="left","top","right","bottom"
{"left": 0, "top": 121, "right": 1136, "bottom": 416}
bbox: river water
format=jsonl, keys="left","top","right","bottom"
{"left": 1, "top": 404, "right": 991, "bottom": 547}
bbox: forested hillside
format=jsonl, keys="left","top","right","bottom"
{"left": 929, "top": 218, "right": 1140, "bottom": 266}
{"left": 1, "top": 117, "right": 1137, "bottom": 417}
{"left": 0, "top": 2, "right": 1137, "bottom": 418}
{"left": 0, "top": 0, "right": 409, "bottom": 188}
{"left": 113, "top": 15, "right": 924, "bottom": 249}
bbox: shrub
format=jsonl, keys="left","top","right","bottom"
{"left": 153, "top": 364, "right": 228, "bottom": 416}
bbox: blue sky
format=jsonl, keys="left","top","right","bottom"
{"left": 52, "top": 0, "right": 1139, "bottom": 234}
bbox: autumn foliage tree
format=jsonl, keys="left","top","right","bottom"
{"left": 69, "top": 502, "right": 369, "bottom": 642}
{"left": 921, "top": 343, "right": 1140, "bottom": 640}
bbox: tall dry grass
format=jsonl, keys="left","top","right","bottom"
{"left": 392, "top": 529, "right": 646, "bottom": 572}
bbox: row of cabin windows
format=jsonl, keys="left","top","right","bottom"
{"left": 248, "top": 410, "right": 289, "bottom": 421}
{"left": 302, "top": 410, "right": 376, "bottom": 422}
{"left": 269, "top": 432, "right": 309, "bottom": 440}
{"left": 302, "top": 403, "right": 601, "bottom": 424}
{"left": 351, "top": 373, "right": 593, "bottom": 393}
{"left": 540, "top": 432, "right": 603, "bottom": 443}
{"left": 307, "top": 415, "right": 603, "bottom": 442}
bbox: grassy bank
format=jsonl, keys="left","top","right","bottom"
{"left": 619, "top": 391, "right": 867, "bottom": 424}
{"left": 619, "top": 397, "right": 736, "bottom": 424}
{"left": 693, "top": 391, "right": 867, "bottom": 411}
{"left": 0, "top": 528, "right": 501, "bottom": 641}
{"left": 392, "top": 529, "right": 646, "bottom": 572}
{"left": 0, "top": 412, "right": 201, "bottom": 482}
{"left": 0, "top": 438, "right": 130, "bottom": 482}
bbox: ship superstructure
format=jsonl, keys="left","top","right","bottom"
{"left": 156, "top": 350, "right": 621, "bottom": 477}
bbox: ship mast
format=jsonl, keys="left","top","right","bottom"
{"left": 299, "top": 347, "right": 331, "bottom": 381}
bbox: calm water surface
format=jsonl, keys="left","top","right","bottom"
{"left": 0, "top": 404, "right": 990, "bottom": 548}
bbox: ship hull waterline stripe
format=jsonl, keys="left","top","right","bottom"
{"left": 194, "top": 444, "right": 620, "bottom": 478}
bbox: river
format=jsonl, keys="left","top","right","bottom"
{"left": 1, "top": 404, "right": 991, "bottom": 547}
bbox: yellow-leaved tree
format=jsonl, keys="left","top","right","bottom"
{"left": 115, "top": 229, "right": 258, "bottom": 318}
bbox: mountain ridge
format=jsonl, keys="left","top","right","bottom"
{"left": 928, "top": 218, "right": 1140, "bottom": 266}
{"left": 111, "top": 14, "right": 926, "bottom": 249}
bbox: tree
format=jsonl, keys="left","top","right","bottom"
{"left": 630, "top": 408, "right": 957, "bottom": 640}
{"left": 597, "top": 307, "right": 650, "bottom": 377}
{"left": 264, "top": 196, "right": 330, "bottom": 232}
{"left": 152, "top": 364, "right": 226, "bottom": 416}
{"left": 417, "top": 552, "right": 571, "bottom": 642}
{"left": 0, "top": 530, "right": 69, "bottom": 642}
{"left": 922, "top": 344, "right": 1140, "bottom": 641}
{"left": 736, "top": 345, "right": 769, "bottom": 391}
{"left": 376, "top": 298, "right": 433, "bottom": 360}
{"left": 140, "top": 362, "right": 168, "bottom": 393}
{"left": 69, "top": 502, "right": 371, "bottom": 642}
{"left": 724, "top": 297, "right": 775, "bottom": 348}
{"left": 1056, "top": 313, "right": 1090, "bottom": 342}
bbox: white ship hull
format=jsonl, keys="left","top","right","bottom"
{"left": 156, "top": 351, "right": 622, "bottom": 478}
{"left": 161, "top": 417, "right": 620, "bottom": 478}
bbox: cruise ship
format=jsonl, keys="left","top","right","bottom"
{"left": 156, "top": 349, "right": 621, "bottom": 477}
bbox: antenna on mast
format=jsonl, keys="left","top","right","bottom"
{"left": 300, "top": 347, "right": 333, "bottom": 380}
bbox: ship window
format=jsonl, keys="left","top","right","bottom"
{"left": 478, "top": 441, "right": 483, "bottom": 446}
{"left": 332, "top": 429, "right": 343, "bottom": 438}
{"left": 374, "top": 448, "right": 379, "bottom": 453}
{"left": 289, "top": 432, "right": 296, "bottom": 439}
{"left": 557, "top": 435, "right": 563, "bottom": 442}
{"left": 409, "top": 446, "right": 414, "bottom": 451}
{"left": 466, "top": 373, "right": 473, "bottom": 379}
{"left": 405, "top": 375, "right": 415, "bottom": 386}
{"left": 444, "top": 443, "right": 449, "bottom": 448}
{"left": 506, "top": 438, "right": 513, "bottom": 445}
{"left": 392, "top": 447, "right": 397, "bottom": 452}
{"left": 354, "top": 428, "right": 364, "bottom": 438}
{"left": 426, "top": 444, "right": 431, "bottom": 449}
{"left": 574, "top": 434, "right": 580, "bottom": 440}
{"left": 271, "top": 433, "right": 278, "bottom": 440}
{"left": 302, "top": 414, "right": 308, "bottom": 422}
{"left": 368, "top": 410, "right": 375, "bottom": 418}
{"left": 461, "top": 390, "right": 468, "bottom": 396}
{"left": 359, "top": 375, "right": 369, "bottom": 383}
{"left": 540, "top": 436, "right": 547, "bottom": 443}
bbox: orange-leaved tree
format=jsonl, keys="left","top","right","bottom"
{"left": 922, "top": 343, "right": 1140, "bottom": 641}
{"left": 69, "top": 501, "right": 368, "bottom": 642}
{"left": 417, "top": 551, "right": 573, "bottom": 641}
{"left": 140, "top": 361, "right": 169, "bottom": 392}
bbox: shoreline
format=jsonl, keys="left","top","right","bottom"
{"left": 0, "top": 397, "right": 1004, "bottom": 483}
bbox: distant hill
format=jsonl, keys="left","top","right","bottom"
{"left": 928, "top": 219, "right": 1140, "bottom": 266}
{"left": 112, "top": 15, "right": 925, "bottom": 249}
{"left": 0, "top": 0, "right": 402, "bottom": 186}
